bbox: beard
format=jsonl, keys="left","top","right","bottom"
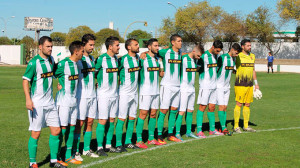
{"left": 150, "top": 48, "right": 158, "bottom": 54}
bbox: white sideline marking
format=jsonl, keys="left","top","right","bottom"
{"left": 79, "top": 127, "right": 300, "bottom": 168}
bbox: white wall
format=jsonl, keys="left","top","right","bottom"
{"left": 0, "top": 45, "right": 21, "bottom": 65}
{"left": 51, "top": 46, "right": 71, "bottom": 62}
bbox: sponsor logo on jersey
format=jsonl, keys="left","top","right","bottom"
{"left": 168, "top": 59, "right": 182, "bottom": 64}
{"left": 207, "top": 63, "right": 217, "bottom": 68}
{"left": 41, "top": 72, "right": 53, "bottom": 78}
{"left": 69, "top": 75, "right": 79, "bottom": 80}
{"left": 225, "top": 66, "right": 234, "bottom": 70}
{"left": 106, "top": 68, "right": 118, "bottom": 73}
{"left": 81, "top": 68, "right": 95, "bottom": 73}
{"left": 241, "top": 63, "right": 254, "bottom": 67}
{"left": 186, "top": 68, "right": 197, "bottom": 72}
{"left": 128, "top": 67, "right": 140, "bottom": 73}
{"left": 147, "top": 67, "right": 160, "bottom": 71}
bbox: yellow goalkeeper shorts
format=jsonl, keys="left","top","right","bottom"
{"left": 234, "top": 86, "right": 253, "bottom": 104}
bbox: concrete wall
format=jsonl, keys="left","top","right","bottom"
{"left": 0, "top": 45, "right": 21, "bottom": 65}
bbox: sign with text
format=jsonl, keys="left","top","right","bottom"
{"left": 24, "top": 17, "right": 53, "bottom": 31}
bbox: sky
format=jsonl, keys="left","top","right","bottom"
{"left": 0, "top": 0, "right": 297, "bottom": 39}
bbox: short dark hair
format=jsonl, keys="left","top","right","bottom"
{"left": 241, "top": 39, "right": 251, "bottom": 46}
{"left": 39, "top": 36, "right": 52, "bottom": 45}
{"left": 195, "top": 43, "right": 204, "bottom": 54}
{"left": 147, "top": 38, "right": 158, "bottom": 47}
{"left": 213, "top": 40, "right": 223, "bottom": 49}
{"left": 105, "top": 36, "right": 119, "bottom": 50}
{"left": 170, "top": 34, "right": 182, "bottom": 43}
{"left": 125, "top": 38, "right": 138, "bottom": 51}
{"left": 231, "top": 43, "right": 242, "bottom": 52}
{"left": 82, "top": 34, "right": 96, "bottom": 45}
{"left": 69, "top": 41, "right": 84, "bottom": 55}
{"left": 269, "top": 51, "right": 273, "bottom": 55}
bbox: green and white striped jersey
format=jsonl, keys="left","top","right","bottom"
{"left": 159, "top": 48, "right": 181, "bottom": 87}
{"left": 95, "top": 53, "right": 118, "bottom": 97}
{"left": 197, "top": 50, "right": 218, "bottom": 89}
{"left": 55, "top": 57, "right": 79, "bottom": 107}
{"left": 77, "top": 55, "right": 96, "bottom": 98}
{"left": 119, "top": 54, "right": 140, "bottom": 95}
{"left": 139, "top": 54, "right": 160, "bottom": 95}
{"left": 180, "top": 54, "right": 197, "bottom": 92}
{"left": 216, "top": 53, "right": 235, "bottom": 89}
{"left": 22, "top": 54, "right": 55, "bottom": 107}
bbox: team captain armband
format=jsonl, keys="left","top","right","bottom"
{"left": 128, "top": 67, "right": 140, "bottom": 73}
{"left": 81, "top": 68, "right": 95, "bottom": 73}
{"left": 225, "top": 66, "right": 234, "bottom": 70}
{"left": 241, "top": 63, "right": 254, "bottom": 67}
{"left": 106, "top": 68, "right": 118, "bottom": 73}
{"left": 147, "top": 67, "right": 160, "bottom": 71}
{"left": 168, "top": 59, "right": 182, "bottom": 64}
{"left": 41, "top": 72, "right": 53, "bottom": 78}
{"left": 186, "top": 68, "right": 197, "bottom": 72}
{"left": 207, "top": 64, "right": 217, "bottom": 68}
{"left": 68, "top": 75, "right": 79, "bottom": 80}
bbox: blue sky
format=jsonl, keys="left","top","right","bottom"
{"left": 0, "top": 0, "right": 297, "bottom": 39}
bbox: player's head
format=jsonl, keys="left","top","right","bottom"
{"left": 105, "top": 36, "right": 120, "bottom": 55}
{"left": 268, "top": 51, "right": 272, "bottom": 56}
{"left": 241, "top": 39, "right": 251, "bottom": 53}
{"left": 38, "top": 36, "right": 53, "bottom": 57}
{"left": 69, "top": 40, "right": 84, "bottom": 61}
{"left": 191, "top": 43, "right": 204, "bottom": 60}
{"left": 170, "top": 34, "right": 182, "bottom": 50}
{"left": 230, "top": 43, "right": 242, "bottom": 57}
{"left": 147, "top": 38, "right": 159, "bottom": 54}
{"left": 211, "top": 40, "right": 223, "bottom": 55}
{"left": 82, "top": 34, "right": 96, "bottom": 55}
{"left": 125, "top": 38, "right": 139, "bottom": 54}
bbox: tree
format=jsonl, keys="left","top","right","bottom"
{"left": 50, "top": 32, "right": 66, "bottom": 46}
{"left": 65, "top": 25, "right": 95, "bottom": 47}
{"left": 20, "top": 36, "right": 36, "bottom": 61}
{"left": 0, "top": 37, "right": 12, "bottom": 45}
{"left": 277, "top": 0, "right": 300, "bottom": 22}
{"left": 295, "top": 26, "right": 300, "bottom": 42}
{"left": 127, "top": 29, "right": 152, "bottom": 41}
{"left": 95, "top": 28, "right": 124, "bottom": 46}
{"left": 158, "top": 17, "right": 177, "bottom": 46}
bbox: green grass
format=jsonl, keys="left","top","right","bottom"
{"left": 0, "top": 66, "right": 300, "bottom": 167}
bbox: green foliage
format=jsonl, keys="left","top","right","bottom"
{"left": 277, "top": 0, "right": 300, "bottom": 22}
{"left": 65, "top": 25, "right": 95, "bottom": 47}
{"left": 50, "top": 32, "right": 67, "bottom": 46}
{"left": 95, "top": 28, "right": 124, "bottom": 47}
{"left": 126, "top": 29, "right": 152, "bottom": 41}
{"left": 20, "top": 36, "right": 36, "bottom": 61}
{"left": 0, "top": 36, "right": 12, "bottom": 45}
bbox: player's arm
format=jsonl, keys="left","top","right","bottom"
{"left": 197, "top": 57, "right": 204, "bottom": 73}
{"left": 94, "top": 57, "right": 101, "bottom": 78}
{"left": 139, "top": 51, "right": 149, "bottom": 60}
{"left": 22, "top": 61, "right": 35, "bottom": 111}
{"left": 217, "top": 56, "right": 223, "bottom": 73}
{"left": 253, "top": 68, "right": 259, "bottom": 90}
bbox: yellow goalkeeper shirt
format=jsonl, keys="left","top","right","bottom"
{"left": 235, "top": 52, "right": 255, "bottom": 87}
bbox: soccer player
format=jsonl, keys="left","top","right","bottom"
{"left": 115, "top": 38, "right": 140, "bottom": 150}
{"left": 95, "top": 36, "right": 121, "bottom": 153}
{"left": 267, "top": 52, "right": 274, "bottom": 73}
{"left": 55, "top": 41, "right": 84, "bottom": 165}
{"left": 216, "top": 43, "right": 241, "bottom": 135}
{"left": 73, "top": 34, "right": 100, "bottom": 160}
{"left": 135, "top": 38, "right": 163, "bottom": 149}
{"left": 175, "top": 44, "right": 204, "bottom": 140}
{"left": 23, "top": 36, "right": 66, "bottom": 168}
{"left": 233, "top": 39, "right": 260, "bottom": 133}
{"left": 196, "top": 40, "right": 224, "bottom": 137}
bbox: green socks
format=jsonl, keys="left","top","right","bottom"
{"left": 28, "top": 136, "right": 38, "bottom": 163}
{"left": 136, "top": 118, "right": 145, "bottom": 142}
{"left": 186, "top": 112, "right": 193, "bottom": 134}
{"left": 106, "top": 122, "right": 114, "bottom": 146}
{"left": 65, "top": 126, "right": 75, "bottom": 159}
{"left": 115, "top": 119, "right": 125, "bottom": 147}
{"left": 58, "top": 128, "right": 66, "bottom": 158}
{"left": 148, "top": 118, "right": 156, "bottom": 141}
{"left": 168, "top": 110, "right": 177, "bottom": 134}
{"left": 96, "top": 123, "right": 105, "bottom": 149}
{"left": 125, "top": 119, "right": 135, "bottom": 144}
{"left": 218, "top": 111, "right": 227, "bottom": 131}
{"left": 207, "top": 112, "right": 216, "bottom": 131}
{"left": 49, "top": 134, "right": 59, "bottom": 162}
{"left": 84, "top": 131, "right": 92, "bottom": 151}
{"left": 73, "top": 133, "right": 80, "bottom": 153}
{"left": 175, "top": 114, "right": 183, "bottom": 136}
{"left": 157, "top": 112, "right": 166, "bottom": 136}
{"left": 196, "top": 110, "right": 204, "bottom": 133}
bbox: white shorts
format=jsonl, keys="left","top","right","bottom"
{"left": 139, "top": 95, "right": 159, "bottom": 110}
{"left": 216, "top": 88, "right": 230, "bottom": 106}
{"left": 28, "top": 104, "right": 60, "bottom": 131}
{"left": 97, "top": 96, "right": 118, "bottom": 119}
{"left": 179, "top": 92, "right": 195, "bottom": 111}
{"left": 160, "top": 85, "right": 180, "bottom": 109}
{"left": 197, "top": 89, "right": 217, "bottom": 105}
{"left": 77, "top": 97, "right": 97, "bottom": 120}
{"left": 118, "top": 94, "right": 138, "bottom": 119}
{"left": 58, "top": 106, "right": 78, "bottom": 126}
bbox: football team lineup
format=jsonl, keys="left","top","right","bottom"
{"left": 22, "top": 34, "right": 265, "bottom": 168}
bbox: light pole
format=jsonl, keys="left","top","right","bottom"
{"left": 167, "top": 2, "right": 177, "bottom": 10}
{"left": 0, "top": 16, "right": 15, "bottom": 36}
{"left": 123, "top": 21, "right": 147, "bottom": 40}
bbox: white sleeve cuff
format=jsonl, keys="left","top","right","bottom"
{"left": 22, "top": 76, "right": 31, "bottom": 81}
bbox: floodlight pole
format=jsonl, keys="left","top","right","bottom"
{"left": 123, "top": 21, "right": 147, "bottom": 40}
{"left": 0, "top": 16, "right": 15, "bottom": 36}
